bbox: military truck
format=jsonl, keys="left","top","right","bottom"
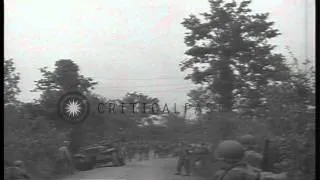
{"left": 73, "top": 143, "right": 126, "bottom": 171}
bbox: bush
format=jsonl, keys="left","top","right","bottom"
{"left": 4, "top": 105, "right": 69, "bottom": 179}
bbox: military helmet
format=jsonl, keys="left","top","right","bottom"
{"left": 215, "top": 140, "right": 245, "bottom": 162}
{"left": 14, "top": 160, "right": 24, "bottom": 167}
{"left": 239, "top": 134, "right": 255, "bottom": 146}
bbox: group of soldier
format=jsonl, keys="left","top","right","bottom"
{"left": 174, "top": 134, "right": 288, "bottom": 180}
{"left": 5, "top": 134, "right": 289, "bottom": 180}
{"left": 124, "top": 141, "right": 151, "bottom": 161}
{"left": 124, "top": 140, "right": 175, "bottom": 161}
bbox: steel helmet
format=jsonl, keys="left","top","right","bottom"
{"left": 239, "top": 134, "right": 255, "bottom": 146}
{"left": 215, "top": 140, "right": 245, "bottom": 162}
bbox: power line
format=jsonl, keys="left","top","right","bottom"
{"left": 97, "top": 86, "right": 195, "bottom": 91}
{"left": 99, "top": 89, "right": 192, "bottom": 93}
{"left": 92, "top": 77, "right": 188, "bottom": 80}
{"left": 105, "top": 85, "right": 194, "bottom": 88}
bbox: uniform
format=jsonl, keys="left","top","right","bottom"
{"left": 127, "top": 145, "right": 134, "bottom": 162}
{"left": 213, "top": 140, "right": 288, "bottom": 180}
{"left": 144, "top": 144, "right": 150, "bottom": 160}
{"left": 239, "top": 134, "right": 263, "bottom": 169}
{"left": 175, "top": 144, "right": 191, "bottom": 176}
{"left": 244, "top": 150, "right": 263, "bottom": 169}
{"left": 214, "top": 162, "right": 261, "bottom": 180}
{"left": 56, "top": 142, "right": 74, "bottom": 175}
{"left": 137, "top": 144, "right": 144, "bottom": 161}
{"left": 214, "top": 164, "right": 287, "bottom": 180}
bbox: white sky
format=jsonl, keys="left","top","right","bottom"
{"left": 4, "top": 0, "right": 315, "bottom": 113}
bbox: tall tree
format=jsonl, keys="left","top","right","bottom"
{"left": 33, "top": 59, "right": 97, "bottom": 93}
{"left": 180, "top": 0, "right": 290, "bottom": 111}
{"left": 32, "top": 59, "right": 98, "bottom": 117}
{"left": 32, "top": 59, "right": 98, "bottom": 152}
{"left": 4, "top": 59, "right": 21, "bottom": 104}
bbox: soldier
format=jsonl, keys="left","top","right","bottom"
{"left": 5, "top": 160, "right": 30, "bottom": 180}
{"left": 153, "top": 144, "right": 160, "bottom": 158}
{"left": 118, "top": 142, "right": 127, "bottom": 164}
{"left": 137, "top": 143, "right": 143, "bottom": 161}
{"left": 213, "top": 140, "right": 288, "bottom": 180}
{"left": 111, "top": 150, "right": 121, "bottom": 166}
{"left": 55, "top": 141, "right": 75, "bottom": 175}
{"left": 126, "top": 143, "right": 134, "bottom": 162}
{"left": 238, "top": 134, "right": 263, "bottom": 169}
{"left": 147, "top": 143, "right": 151, "bottom": 159}
{"left": 174, "top": 142, "right": 191, "bottom": 176}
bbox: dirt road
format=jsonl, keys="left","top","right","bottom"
{"left": 62, "top": 158, "right": 206, "bottom": 180}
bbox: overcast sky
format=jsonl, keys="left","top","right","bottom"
{"left": 4, "top": 0, "right": 315, "bottom": 113}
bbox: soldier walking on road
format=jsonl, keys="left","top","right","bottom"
{"left": 55, "top": 141, "right": 75, "bottom": 175}
{"left": 174, "top": 142, "right": 191, "bottom": 176}
{"left": 144, "top": 143, "right": 150, "bottom": 160}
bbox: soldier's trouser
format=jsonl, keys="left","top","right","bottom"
{"left": 184, "top": 158, "right": 191, "bottom": 174}
{"left": 127, "top": 151, "right": 133, "bottom": 161}
{"left": 55, "top": 159, "right": 74, "bottom": 175}
{"left": 138, "top": 152, "right": 143, "bottom": 161}
{"left": 112, "top": 152, "right": 120, "bottom": 166}
{"left": 176, "top": 157, "right": 185, "bottom": 172}
{"left": 176, "top": 157, "right": 191, "bottom": 174}
{"left": 145, "top": 150, "right": 149, "bottom": 159}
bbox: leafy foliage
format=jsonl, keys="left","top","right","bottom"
{"left": 181, "top": 1, "right": 315, "bottom": 179}
{"left": 181, "top": 0, "right": 290, "bottom": 111}
{"left": 4, "top": 105, "right": 69, "bottom": 179}
{"left": 4, "top": 59, "right": 21, "bottom": 104}
{"left": 33, "top": 59, "right": 98, "bottom": 93}
{"left": 4, "top": 1, "right": 315, "bottom": 179}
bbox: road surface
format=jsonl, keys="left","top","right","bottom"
{"left": 61, "top": 158, "right": 206, "bottom": 180}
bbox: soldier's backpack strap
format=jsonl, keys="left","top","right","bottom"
{"left": 218, "top": 163, "right": 261, "bottom": 180}
{"left": 217, "top": 163, "right": 245, "bottom": 180}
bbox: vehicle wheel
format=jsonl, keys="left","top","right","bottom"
{"left": 75, "top": 159, "right": 93, "bottom": 171}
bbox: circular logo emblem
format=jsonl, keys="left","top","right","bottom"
{"left": 57, "top": 91, "right": 90, "bottom": 124}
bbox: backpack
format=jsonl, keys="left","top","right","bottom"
{"left": 217, "top": 162, "right": 261, "bottom": 180}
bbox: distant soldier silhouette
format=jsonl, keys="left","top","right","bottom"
{"left": 174, "top": 142, "right": 191, "bottom": 176}
{"left": 55, "top": 141, "right": 75, "bottom": 175}
{"left": 143, "top": 143, "right": 150, "bottom": 160}
{"left": 137, "top": 143, "right": 144, "bottom": 161}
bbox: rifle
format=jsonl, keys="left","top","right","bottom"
{"left": 261, "top": 139, "right": 270, "bottom": 171}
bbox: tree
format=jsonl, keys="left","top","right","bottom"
{"left": 4, "top": 59, "right": 21, "bottom": 104}
{"left": 180, "top": 0, "right": 290, "bottom": 111}
{"left": 121, "top": 92, "right": 160, "bottom": 126}
{"left": 32, "top": 59, "right": 98, "bottom": 118}
{"left": 33, "top": 59, "right": 97, "bottom": 93}
{"left": 32, "top": 59, "right": 98, "bottom": 152}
